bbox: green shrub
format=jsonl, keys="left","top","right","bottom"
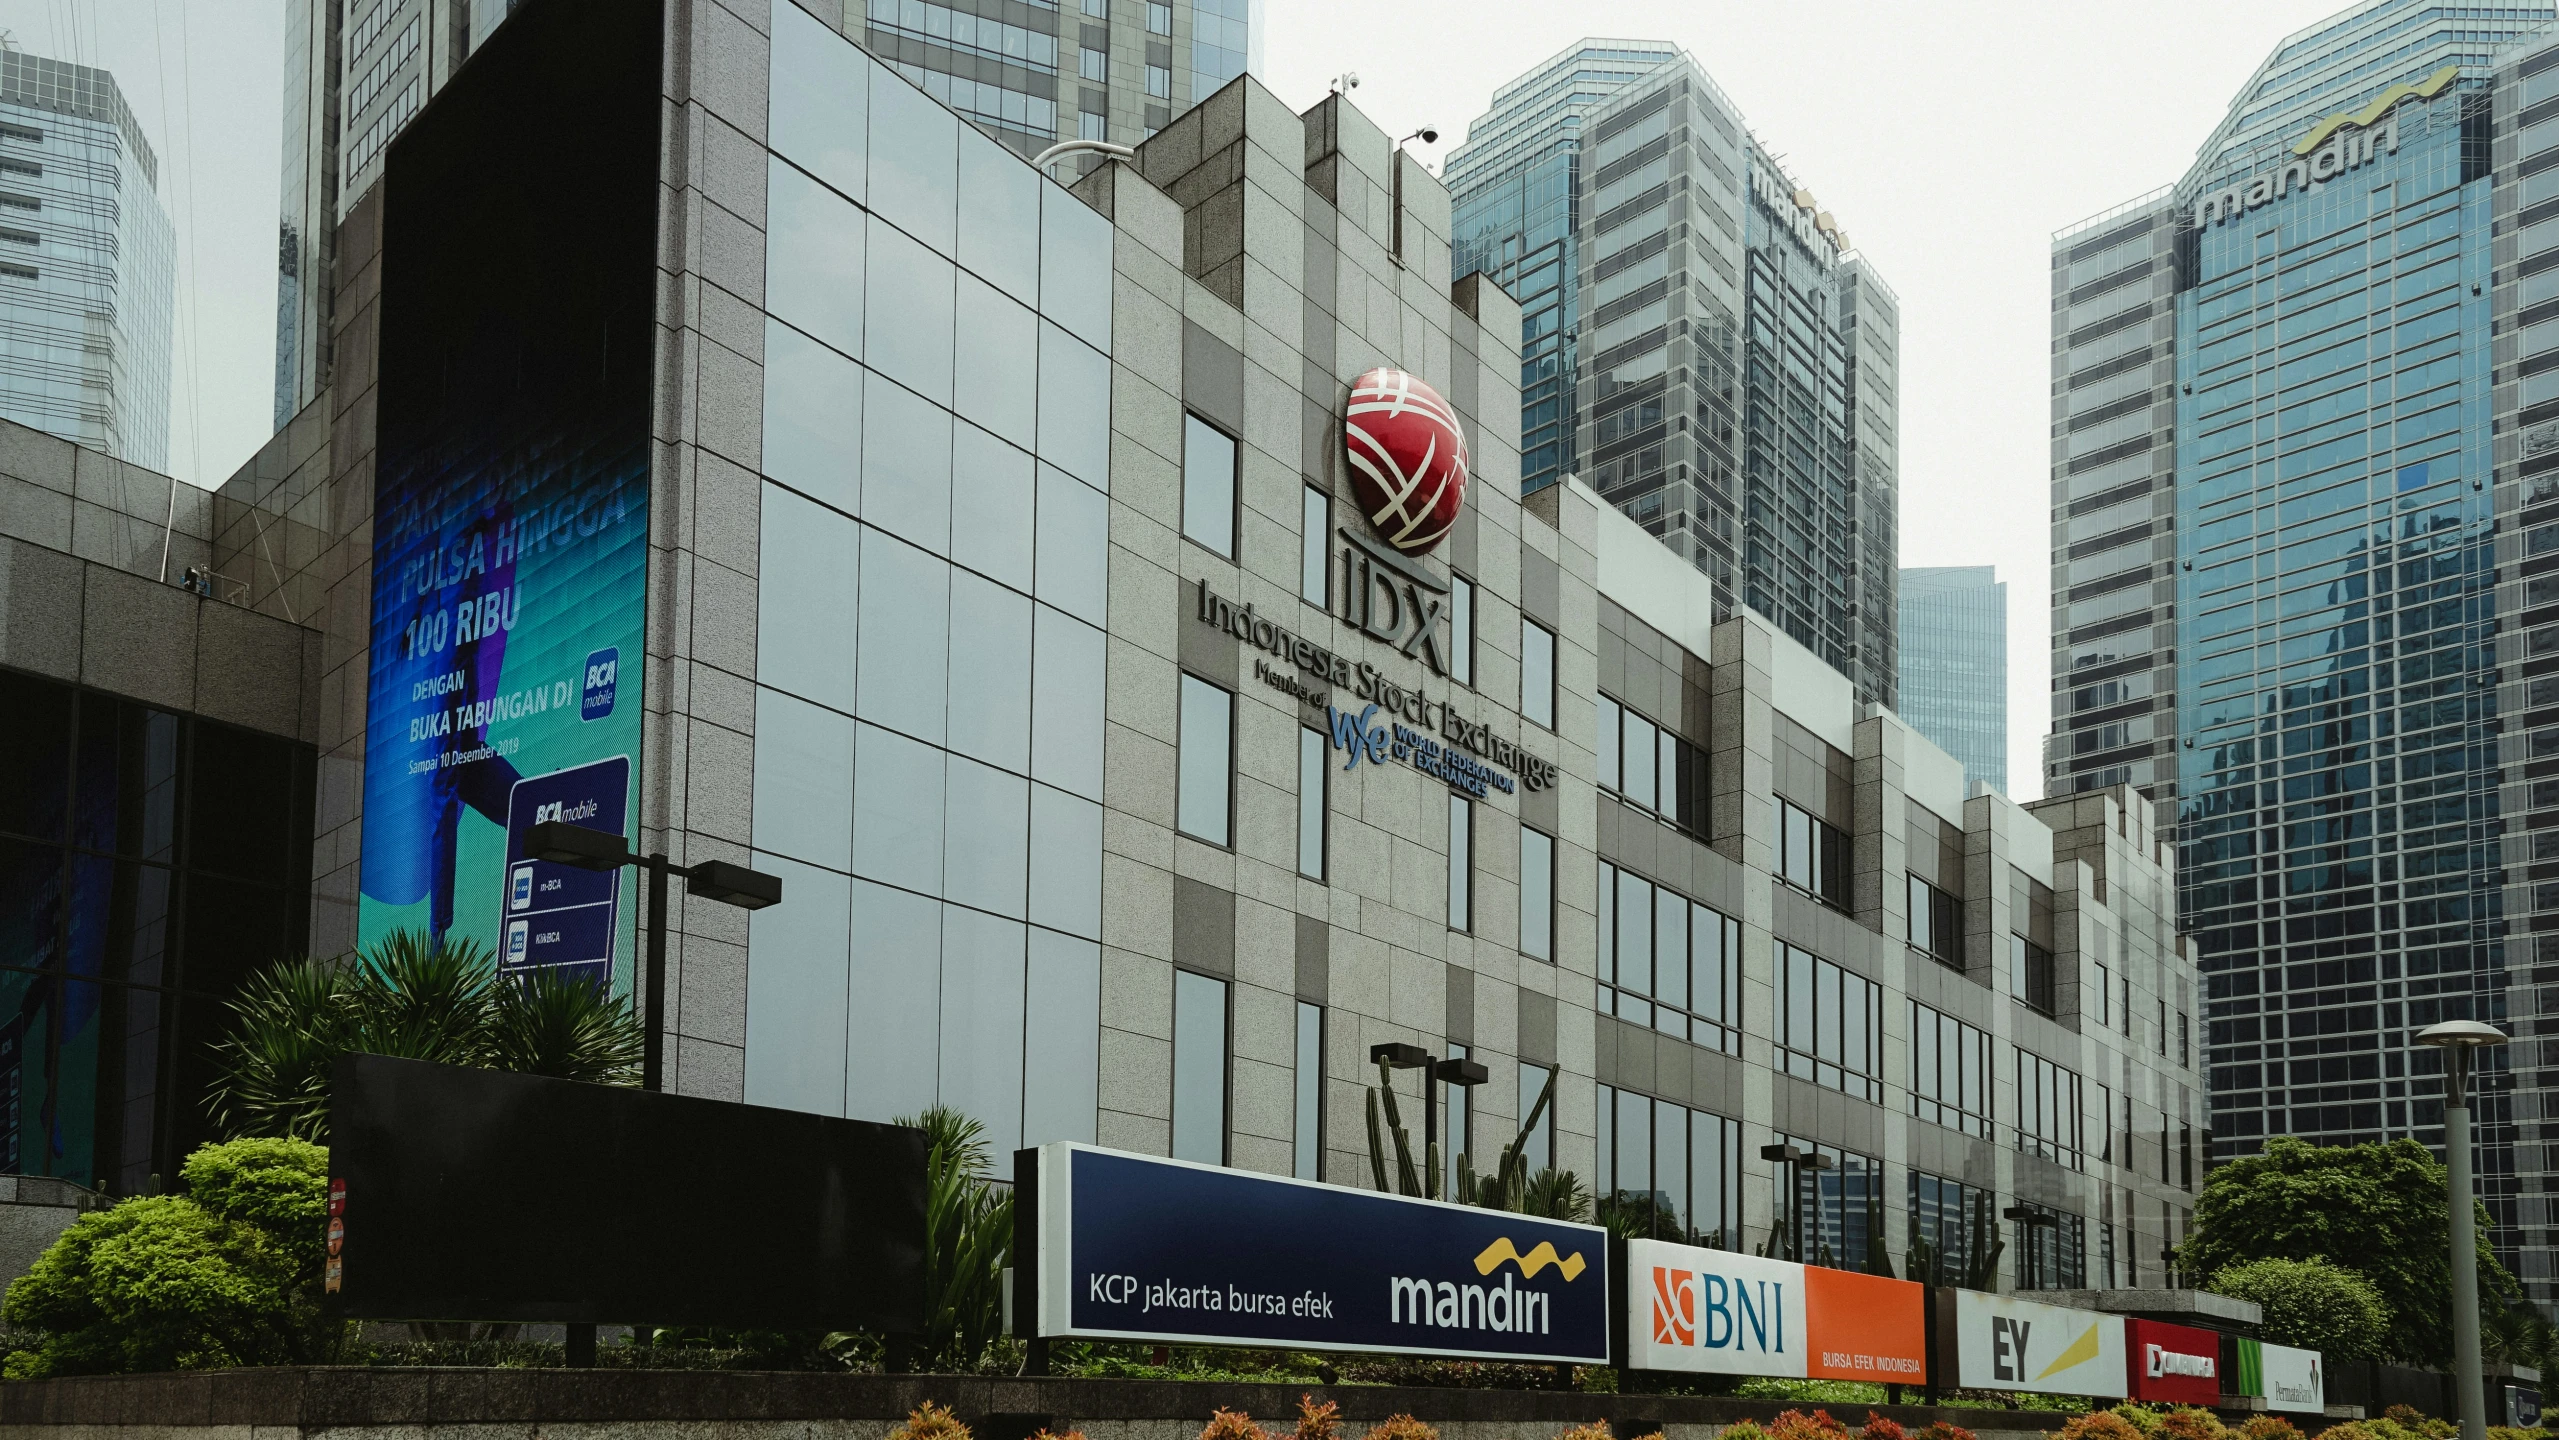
{"left": 0, "top": 1138, "right": 336, "bottom": 1377}
{"left": 2206, "top": 1256, "right": 2389, "bottom": 1360}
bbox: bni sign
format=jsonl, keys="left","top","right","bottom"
{"left": 1017, "top": 1143, "right": 1608, "bottom": 1363}
{"left": 1626, "top": 1239, "right": 1925, "bottom": 1382}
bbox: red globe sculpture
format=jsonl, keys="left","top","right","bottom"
{"left": 1343, "top": 367, "right": 1468, "bottom": 556}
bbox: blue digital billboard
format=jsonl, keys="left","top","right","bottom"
{"left": 355, "top": 0, "right": 660, "bottom": 985}
{"left": 1027, "top": 1143, "right": 1611, "bottom": 1363}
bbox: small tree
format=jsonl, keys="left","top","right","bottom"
{"left": 2207, "top": 1257, "right": 2389, "bottom": 1360}
{"left": 1, "top": 1138, "right": 334, "bottom": 1376}
{"left": 2177, "top": 1136, "right": 2516, "bottom": 1365}
{"left": 895, "top": 1104, "right": 1013, "bottom": 1372}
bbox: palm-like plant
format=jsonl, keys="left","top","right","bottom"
{"left": 206, "top": 929, "right": 645, "bottom": 1142}
{"left": 893, "top": 1104, "right": 1013, "bottom": 1372}
{"left": 484, "top": 966, "right": 645, "bottom": 1082}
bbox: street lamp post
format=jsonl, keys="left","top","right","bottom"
{"left": 525, "top": 821, "right": 783, "bottom": 1091}
{"left": 1367, "top": 1042, "right": 1487, "bottom": 1199}
{"left": 2418, "top": 1018, "right": 2510, "bottom": 1440}
{"left": 2004, "top": 1204, "right": 2059, "bottom": 1290}
{"left": 1760, "top": 1144, "right": 1835, "bottom": 1263}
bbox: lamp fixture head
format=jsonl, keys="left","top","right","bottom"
{"left": 1433, "top": 1056, "right": 1489, "bottom": 1087}
{"left": 524, "top": 820, "right": 630, "bottom": 871}
{"left": 1369, "top": 1041, "right": 1429, "bottom": 1070}
{"left": 685, "top": 858, "right": 784, "bottom": 910}
{"left": 2415, "top": 1019, "right": 2508, "bottom": 1049}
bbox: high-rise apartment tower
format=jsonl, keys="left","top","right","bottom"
{"left": 1446, "top": 40, "right": 1678, "bottom": 497}
{"left": 1455, "top": 45, "right": 1898, "bottom": 708}
{"left": 1900, "top": 566, "right": 2007, "bottom": 796}
{"left": 0, "top": 49, "right": 172, "bottom": 471}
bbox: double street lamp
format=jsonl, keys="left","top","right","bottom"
{"left": 2003, "top": 1203, "right": 2059, "bottom": 1290}
{"left": 2418, "top": 1018, "right": 2509, "bottom": 1440}
{"left": 1760, "top": 1143, "right": 1834, "bottom": 1263}
{"left": 1370, "top": 1042, "right": 1488, "bottom": 1199}
{"left": 525, "top": 821, "right": 783, "bottom": 1092}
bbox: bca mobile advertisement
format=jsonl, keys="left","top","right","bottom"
{"left": 1626, "top": 1239, "right": 1925, "bottom": 1381}
{"left": 1028, "top": 1144, "right": 1610, "bottom": 1363}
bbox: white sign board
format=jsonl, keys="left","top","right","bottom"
{"left": 2263, "top": 1341, "right": 2324, "bottom": 1414}
{"left": 1626, "top": 1242, "right": 1810, "bottom": 1377}
{"left": 1952, "top": 1290, "right": 2128, "bottom": 1398}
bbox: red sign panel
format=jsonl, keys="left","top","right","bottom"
{"left": 2126, "top": 1317, "right": 2222, "bottom": 1403}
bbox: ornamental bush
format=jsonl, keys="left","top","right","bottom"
{"left": 0, "top": 1137, "right": 334, "bottom": 1377}
{"left": 886, "top": 1402, "right": 972, "bottom": 1440}
{"left": 1296, "top": 1396, "right": 1344, "bottom": 1440}
{"left": 2206, "top": 1256, "right": 2390, "bottom": 1360}
{"left": 2234, "top": 1417, "right": 2303, "bottom": 1440}
{"left": 1202, "top": 1410, "right": 1270, "bottom": 1440}
{"left": 1362, "top": 1417, "right": 1436, "bottom": 1440}
{"left": 2054, "top": 1411, "right": 2148, "bottom": 1440}
{"left": 1860, "top": 1414, "right": 1907, "bottom": 1440}
{"left": 2156, "top": 1407, "right": 2227, "bottom": 1440}
{"left": 1768, "top": 1412, "right": 1853, "bottom": 1440}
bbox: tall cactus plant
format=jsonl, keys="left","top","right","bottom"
{"left": 1364, "top": 1060, "right": 1567, "bottom": 1214}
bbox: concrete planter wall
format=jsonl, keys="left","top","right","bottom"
{"left": 0, "top": 1370, "right": 2079, "bottom": 1440}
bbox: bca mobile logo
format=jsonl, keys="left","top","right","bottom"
{"left": 581, "top": 647, "right": 619, "bottom": 721}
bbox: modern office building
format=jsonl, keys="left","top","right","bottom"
{"left": 1445, "top": 39, "right": 1679, "bottom": 498}
{"left": 0, "top": 0, "right": 2199, "bottom": 1301}
{"left": 274, "top": 0, "right": 1254, "bottom": 429}
{"left": 2047, "top": 0, "right": 2559, "bottom": 1295}
{"left": 1452, "top": 44, "right": 1900, "bottom": 712}
{"left": 1899, "top": 566, "right": 2007, "bottom": 797}
{"left": 0, "top": 49, "right": 172, "bottom": 471}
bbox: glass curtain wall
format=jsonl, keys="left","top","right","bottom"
{"left": 742, "top": 5, "right": 1115, "bottom": 1154}
{"left": 0, "top": 668, "right": 314, "bottom": 1195}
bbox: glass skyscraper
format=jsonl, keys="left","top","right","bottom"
{"left": 1899, "top": 566, "right": 2007, "bottom": 795}
{"left": 1446, "top": 40, "right": 1678, "bottom": 496}
{"left": 2049, "top": 0, "right": 2559, "bottom": 1297}
{"left": 1452, "top": 44, "right": 1900, "bottom": 708}
{"left": 0, "top": 49, "right": 171, "bottom": 471}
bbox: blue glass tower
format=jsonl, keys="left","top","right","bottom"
{"left": 1446, "top": 40, "right": 1678, "bottom": 496}
{"left": 2045, "top": 0, "right": 2559, "bottom": 1295}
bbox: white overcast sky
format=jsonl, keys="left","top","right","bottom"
{"left": 55, "top": 0, "right": 2379, "bottom": 799}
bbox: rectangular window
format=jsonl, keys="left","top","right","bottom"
{"left": 1145, "top": 0, "right": 1171, "bottom": 32}
{"left": 1597, "top": 696, "right": 1621, "bottom": 789}
{"left": 1775, "top": 798, "right": 1847, "bottom": 906}
{"left": 1449, "top": 575, "right": 1476, "bottom": 685}
{"left": 1595, "top": 1083, "right": 1743, "bottom": 1248}
{"left": 1175, "top": 674, "right": 1233, "bottom": 846}
{"left": 1909, "top": 1170, "right": 1995, "bottom": 1290}
{"left": 1296, "top": 725, "right": 1326, "bottom": 879}
{"left": 2178, "top": 1010, "right": 2191, "bottom": 1068}
{"left": 1518, "top": 1063, "right": 1554, "bottom": 1174}
{"left": 1078, "top": 46, "right": 1108, "bottom": 81}
{"left": 1909, "top": 999, "right": 1994, "bottom": 1138}
{"left": 1443, "top": 1040, "right": 1471, "bottom": 1195}
{"left": 1773, "top": 940, "right": 1881, "bottom": 1102}
{"left": 1145, "top": 64, "right": 1171, "bottom": 98}
{"left": 1596, "top": 861, "right": 1741, "bottom": 1053}
{"left": 1172, "top": 970, "right": 1229, "bottom": 1164}
{"left": 1521, "top": 618, "right": 1556, "bottom": 727}
{"left": 2094, "top": 959, "right": 2112, "bottom": 1029}
{"left": 1077, "top": 110, "right": 1107, "bottom": 141}
{"left": 1300, "top": 487, "right": 1330, "bottom": 605}
{"left": 1446, "top": 794, "right": 1472, "bottom": 931}
{"left": 2015, "top": 1047, "right": 2084, "bottom": 1169}
{"left": 1293, "top": 1000, "right": 1323, "bottom": 1180}
{"left": 1182, "top": 414, "right": 1237, "bottom": 557}
{"left": 1906, "top": 873, "right": 1961, "bottom": 964}
{"left": 1769, "top": 1135, "right": 1885, "bottom": 1272}
{"left": 1601, "top": 693, "right": 1703, "bottom": 833}
{"left": 1519, "top": 826, "right": 1554, "bottom": 962}
{"left": 2012, "top": 1203, "right": 2087, "bottom": 1291}
{"left": 2121, "top": 973, "right": 2133, "bottom": 1036}
{"left": 2009, "top": 933, "right": 2055, "bottom": 1015}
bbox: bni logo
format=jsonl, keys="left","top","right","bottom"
{"left": 581, "top": 647, "right": 619, "bottom": 721}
